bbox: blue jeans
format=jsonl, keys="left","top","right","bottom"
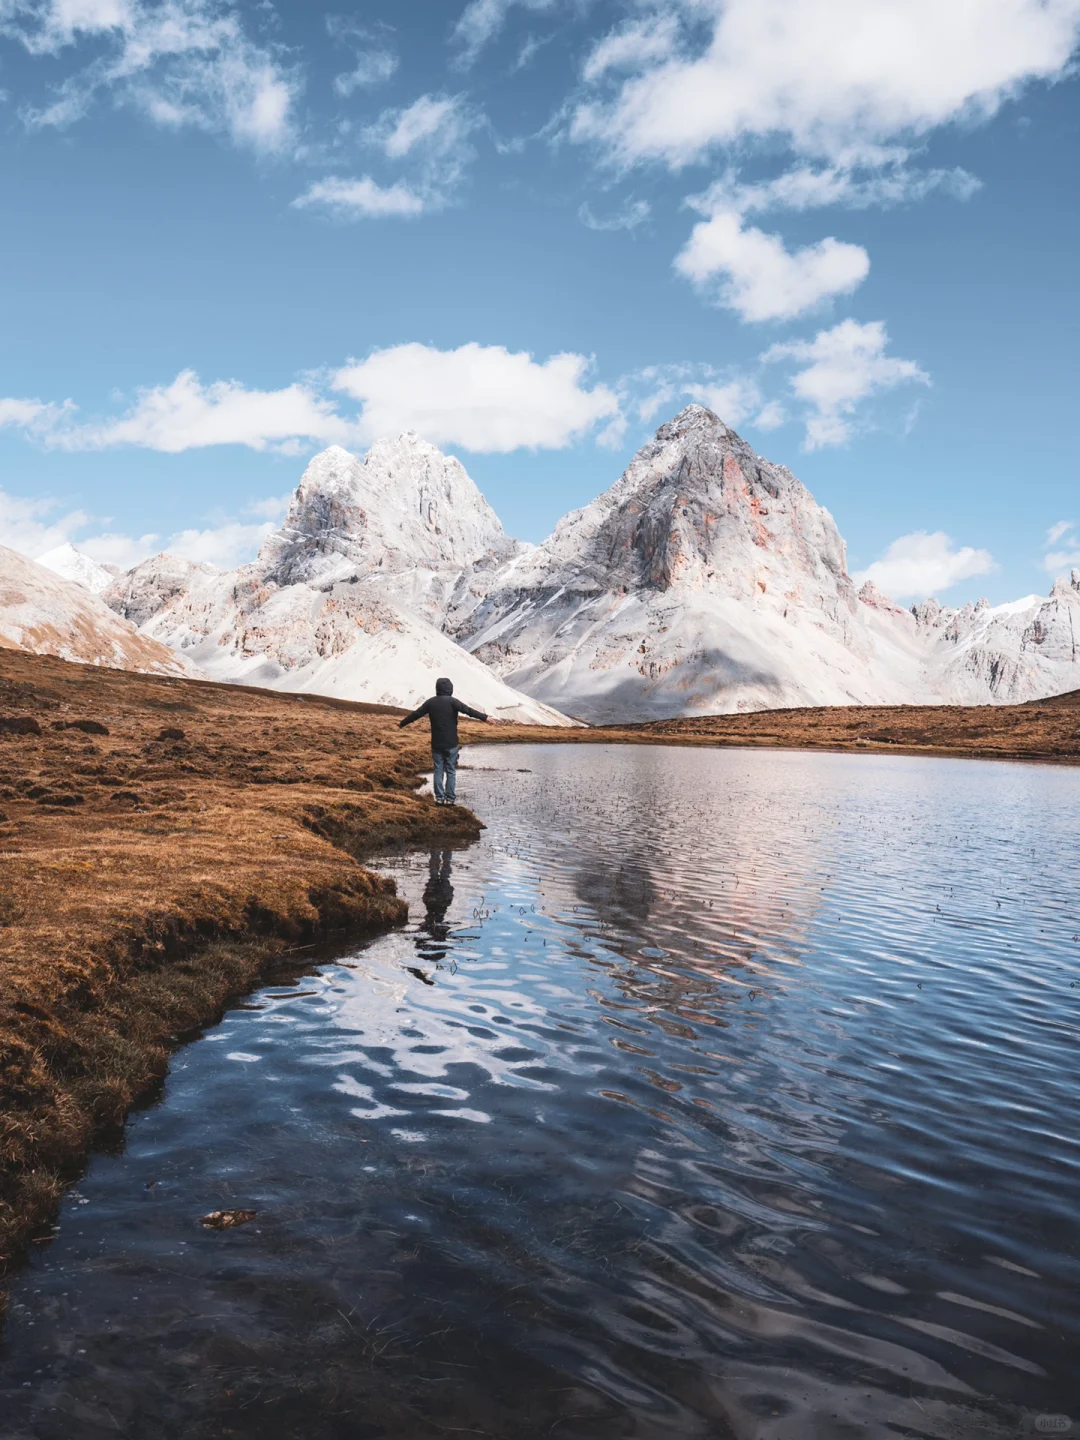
{"left": 432, "top": 746, "right": 459, "bottom": 802}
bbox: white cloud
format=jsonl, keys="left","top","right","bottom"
{"left": 76, "top": 530, "right": 159, "bottom": 568}
{"left": 753, "top": 398, "right": 786, "bottom": 430}
{"left": 333, "top": 342, "right": 620, "bottom": 452}
{"left": 582, "top": 15, "right": 681, "bottom": 84}
{"left": 325, "top": 16, "right": 397, "bottom": 97}
{"left": 293, "top": 176, "right": 429, "bottom": 218}
{"left": 682, "top": 378, "right": 763, "bottom": 427}
{"left": 302, "top": 93, "right": 478, "bottom": 219}
{"left": 165, "top": 519, "right": 275, "bottom": 568}
{"left": 371, "top": 94, "right": 465, "bottom": 159}
{"left": 765, "top": 319, "right": 928, "bottom": 447}
{"left": 579, "top": 197, "right": 651, "bottom": 231}
{"left": 0, "top": 346, "right": 623, "bottom": 457}
{"left": 2, "top": 0, "right": 298, "bottom": 153}
{"left": 697, "top": 163, "right": 982, "bottom": 217}
{"left": 1042, "top": 521, "right": 1080, "bottom": 576}
{"left": 46, "top": 370, "right": 356, "bottom": 453}
{"left": 245, "top": 492, "right": 291, "bottom": 522}
{"left": 675, "top": 208, "right": 869, "bottom": 321}
{"left": 0, "top": 489, "right": 90, "bottom": 557}
{"left": 855, "top": 530, "right": 996, "bottom": 600}
{"left": 452, "top": 0, "right": 556, "bottom": 66}
{"left": 573, "top": 0, "right": 1080, "bottom": 167}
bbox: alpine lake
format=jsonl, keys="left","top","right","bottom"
{"left": 1, "top": 743, "right": 1077, "bottom": 1439}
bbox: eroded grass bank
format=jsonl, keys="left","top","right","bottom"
{"left": 0, "top": 649, "right": 484, "bottom": 1281}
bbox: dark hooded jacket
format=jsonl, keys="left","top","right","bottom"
{"left": 399, "top": 678, "right": 488, "bottom": 751}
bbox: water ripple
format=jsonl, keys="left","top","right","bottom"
{"left": 1, "top": 744, "right": 1077, "bottom": 1439}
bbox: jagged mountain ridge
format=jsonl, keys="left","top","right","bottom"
{"left": 101, "top": 435, "right": 573, "bottom": 724}
{"left": 43, "top": 408, "right": 1080, "bottom": 720}
{"left": 446, "top": 406, "right": 928, "bottom": 719}
{"left": 445, "top": 406, "right": 1080, "bottom": 719}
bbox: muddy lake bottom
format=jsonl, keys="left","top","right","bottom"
{"left": 1, "top": 744, "right": 1078, "bottom": 1439}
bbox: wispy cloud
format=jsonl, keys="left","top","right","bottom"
{"left": 579, "top": 197, "right": 651, "bottom": 232}
{"left": 765, "top": 319, "right": 929, "bottom": 448}
{"left": 293, "top": 176, "right": 428, "bottom": 219}
{"left": 2, "top": 0, "right": 299, "bottom": 153}
{"left": 451, "top": 0, "right": 557, "bottom": 68}
{"left": 298, "top": 93, "right": 479, "bottom": 219}
{"left": 1041, "top": 520, "right": 1080, "bottom": 577}
{"left": 326, "top": 15, "right": 398, "bottom": 97}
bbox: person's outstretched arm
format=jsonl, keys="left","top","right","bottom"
{"left": 453, "top": 698, "right": 491, "bottom": 723}
{"left": 399, "top": 698, "right": 432, "bottom": 729}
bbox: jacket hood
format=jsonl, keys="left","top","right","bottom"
{"left": 435, "top": 677, "right": 453, "bottom": 696}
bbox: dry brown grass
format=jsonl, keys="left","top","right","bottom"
{"left": 496, "top": 692, "right": 1080, "bottom": 763}
{"left": 0, "top": 648, "right": 487, "bottom": 1281}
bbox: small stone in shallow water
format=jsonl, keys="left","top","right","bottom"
{"left": 200, "top": 1209, "right": 257, "bottom": 1229}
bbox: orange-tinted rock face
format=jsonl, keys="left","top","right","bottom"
{"left": 0, "top": 544, "right": 198, "bottom": 679}
{"left": 448, "top": 406, "right": 891, "bottom": 721}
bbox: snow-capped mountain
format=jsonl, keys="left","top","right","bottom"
{"left": 0, "top": 543, "right": 199, "bottom": 678}
{"left": 35, "top": 542, "right": 122, "bottom": 595}
{"left": 446, "top": 407, "right": 1080, "bottom": 718}
{"left": 90, "top": 410, "right": 1080, "bottom": 721}
{"left": 447, "top": 406, "right": 927, "bottom": 719}
{"left": 259, "top": 437, "right": 520, "bottom": 626}
{"left": 101, "top": 436, "right": 574, "bottom": 724}
{"left": 911, "top": 576, "right": 1080, "bottom": 703}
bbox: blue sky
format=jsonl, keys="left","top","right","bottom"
{"left": 0, "top": 0, "right": 1078, "bottom": 603}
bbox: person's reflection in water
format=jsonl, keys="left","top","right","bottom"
{"left": 407, "top": 850, "right": 456, "bottom": 983}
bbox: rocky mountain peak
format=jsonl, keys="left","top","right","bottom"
{"left": 257, "top": 435, "right": 514, "bottom": 593}
{"left": 510, "top": 409, "right": 848, "bottom": 604}
{"left": 35, "top": 542, "right": 121, "bottom": 595}
{"left": 1050, "top": 569, "right": 1080, "bottom": 598}
{"left": 858, "top": 580, "right": 909, "bottom": 616}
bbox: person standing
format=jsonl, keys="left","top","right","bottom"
{"left": 398, "top": 677, "right": 496, "bottom": 805}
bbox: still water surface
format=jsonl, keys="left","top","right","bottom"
{"left": 1, "top": 744, "right": 1078, "bottom": 1439}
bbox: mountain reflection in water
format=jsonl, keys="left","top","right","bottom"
{"left": 1, "top": 743, "right": 1078, "bottom": 1440}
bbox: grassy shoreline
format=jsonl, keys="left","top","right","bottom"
{"left": 2, "top": 648, "right": 1077, "bottom": 1288}
{"left": 480, "top": 692, "right": 1080, "bottom": 765}
{"left": 0, "top": 649, "right": 483, "bottom": 1285}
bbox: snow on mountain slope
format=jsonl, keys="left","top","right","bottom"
{"left": 105, "top": 550, "right": 574, "bottom": 724}
{"left": 448, "top": 406, "right": 931, "bottom": 720}
{"left": 258, "top": 436, "right": 519, "bottom": 627}
{"left": 36, "top": 542, "right": 121, "bottom": 594}
{"left": 0, "top": 543, "right": 200, "bottom": 677}
{"left": 97, "top": 414, "right": 1080, "bottom": 722}
{"left": 911, "top": 573, "right": 1080, "bottom": 703}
